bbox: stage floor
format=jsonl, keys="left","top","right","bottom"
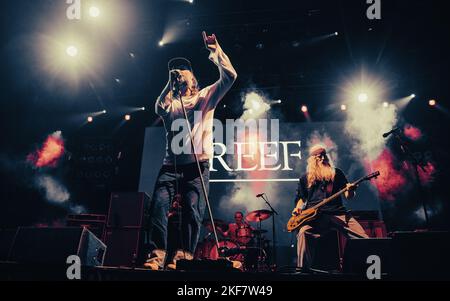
{"left": 0, "top": 262, "right": 371, "bottom": 281}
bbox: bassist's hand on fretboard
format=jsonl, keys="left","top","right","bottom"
{"left": 292, "top": 199, "right": 304, "bottom": 216}
{"left": 292, "top": 207, "right": 301, "bottom": 216}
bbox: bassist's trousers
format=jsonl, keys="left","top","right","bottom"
{"left": 297, "top": 213, "right": 369, "bottom": 269}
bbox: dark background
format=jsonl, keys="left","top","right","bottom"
{"left": 1, "top": 0, "right": 449, "bottom": 231}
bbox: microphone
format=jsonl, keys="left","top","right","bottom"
{"left": 170, "top": 70, "right": 180, "bottom": 80}
{"left": 382, "top": 127, "right": 400, "bottom": 138}
{"left": 256, "top": 193, "right": 265, "bottom": 198}
{"left": 170, "top": 70, "right": 186, "bottom": 95}
{"left": 170, "top": 70, "right": 180, "bottom": 88}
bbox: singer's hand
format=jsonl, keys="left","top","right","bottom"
{"left": 202, "top": 31, "right": 219, "bottom": 52}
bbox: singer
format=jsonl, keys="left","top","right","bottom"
{"left": 144, "top": 32, "right": 238, "bottom": 270}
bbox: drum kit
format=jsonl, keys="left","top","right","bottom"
{"left": 195, "top": 209, "right": 274, "bottom": 272}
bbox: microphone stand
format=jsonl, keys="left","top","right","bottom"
{"left": 172, "top": 83, "right": 221, "bottom": 253}
{"left": 392, "top": 132, "right": 430, "bottom": 229}
{"left": 260, "top": 193, "right": 278, "bottom": 270}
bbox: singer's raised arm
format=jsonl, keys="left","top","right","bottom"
{"left": 203, "top": 39, "right": 238, "bottom": 109}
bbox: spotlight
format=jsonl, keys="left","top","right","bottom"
{"left": 129, "top": 52, "right": 135, "bottom": 59}
{"left": 66, "top": 46, "right": 78, "bottom": 57}
{"left": 411, "top": 94, "right": 416, "bottom": 98}
{"left": 102, "top": 110, "right": 107, "bottom": 114}
{"left": 383, "top": 102, "right": 389, "bottom": 108}
{"left": 358, "top": 93, "right": 368, "bottom": 102}
{"left": 340, "top": 104, "right": 347, "bottom": 111}
{"left": 301, "top": 105, "right": 308, "bottom": 113}
{"left": 125, "top": 115, "right": 131, "bottom": 121}
{"left": 429, "top": 99, "right": 436, "bottom": 107}
{"left": 187, "top": 0, "right": 194, "bottom": 3}
{"left": 89, "top": 6, "right": 100, "bottom": 18}
{"left": 251, "top": 99, "right": 261, "bottom": 111}
{"left": 141, "top": 107, "right": 146, "bottom": 111}
{"left": 334, "top": 32, "right": 339, "bottom": 36}
{"left": 115, "top": 78, "right": 121, "bottom": 84}
{"left": 270, "top": 100, "right": 282, "bottom": 105}
{"left": 158, "top": 40, "right": 165, "bottom": 47}
{"left": 87, "top": 116, "right": 93, "bottom": 123}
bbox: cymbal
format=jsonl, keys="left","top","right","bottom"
{"left": 245, "top": 210, "right": 273, "bottom": 222}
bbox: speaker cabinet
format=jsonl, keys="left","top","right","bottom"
{"left": 342, "top": 238, "right": 392, "bottom": 275}
{"left": 103, "top": 228, "right": 143, "bottom": 267}
{"left": 390, "top": 231, "right": 450, "bottom": 280}
{"left": 8, "top": 227, "right": 106, "bottom": 266}
{"left": 107, "top": 192, "right": 148, "bottom": 228}
{"left": 103, "top": 193, "right": 149, "bottom": 267}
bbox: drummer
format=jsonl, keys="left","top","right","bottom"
{"left": 221, "top": 211, "right": 254, "bottom": 244}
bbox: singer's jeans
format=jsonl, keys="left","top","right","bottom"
{"left": 296, "top": 213, "right": 369, "bottom": 269}
{"left": 145, "top": 161, "right": 210, "bottom": 262}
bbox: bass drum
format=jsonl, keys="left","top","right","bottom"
{"left": 209, "top": 240, "right": 239, "bottom": 260}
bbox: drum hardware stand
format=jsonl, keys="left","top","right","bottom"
{"left": 258, "top": 193, "right": 278, "bottom": 270}
{"left": 252, "top": 219, "right": 263, "bottom": 271}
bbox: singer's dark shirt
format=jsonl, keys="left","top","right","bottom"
{"left": 295, "top": 168, "right": 348, "bottom": 215}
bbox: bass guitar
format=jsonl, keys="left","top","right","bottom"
{"left": 286, "top": 171, "right": 380, "bottom": 232}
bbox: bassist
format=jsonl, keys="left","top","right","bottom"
{"left": 292, "top": 145, "right": 368, "bottom": 271}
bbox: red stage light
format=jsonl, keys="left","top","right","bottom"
{"left": 27, "top": 133, "right": 65, "bottom": 168}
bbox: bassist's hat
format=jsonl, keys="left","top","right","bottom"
{"left": 309, "top": 145, "right": 327, "bottom": 157}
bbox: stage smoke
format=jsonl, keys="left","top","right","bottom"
{"left": 345, "top": 101, "right": 397, "bottom": 161}
{"left": 241, "top": 91, "right": 271, "bottom": 120}
{"left": 219, "top": 126, "right": 277, "bottom": 213}
{"left": 34, "top": 174, "right": 70, "bottom": 204}
{"left": 403, "top": 124, "right": 423, "bottom": 141}
{"left": 369, "top": 146, "right": 437, "bottom": 201}
{"left": 69, "top": 204, "right": 87, "bottom": 214}
{"left": 27, "top": 131, "right": 65, "bottom": 168}
{"left": 369, "top": 149, "right": 409, "bottom": 201}
{"left": 218, "top": 90, "right": 279, "bottom": 214}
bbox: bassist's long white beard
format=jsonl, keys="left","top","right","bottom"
{"left": 306, "top": 157, "right": 335, "bottom": 188}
